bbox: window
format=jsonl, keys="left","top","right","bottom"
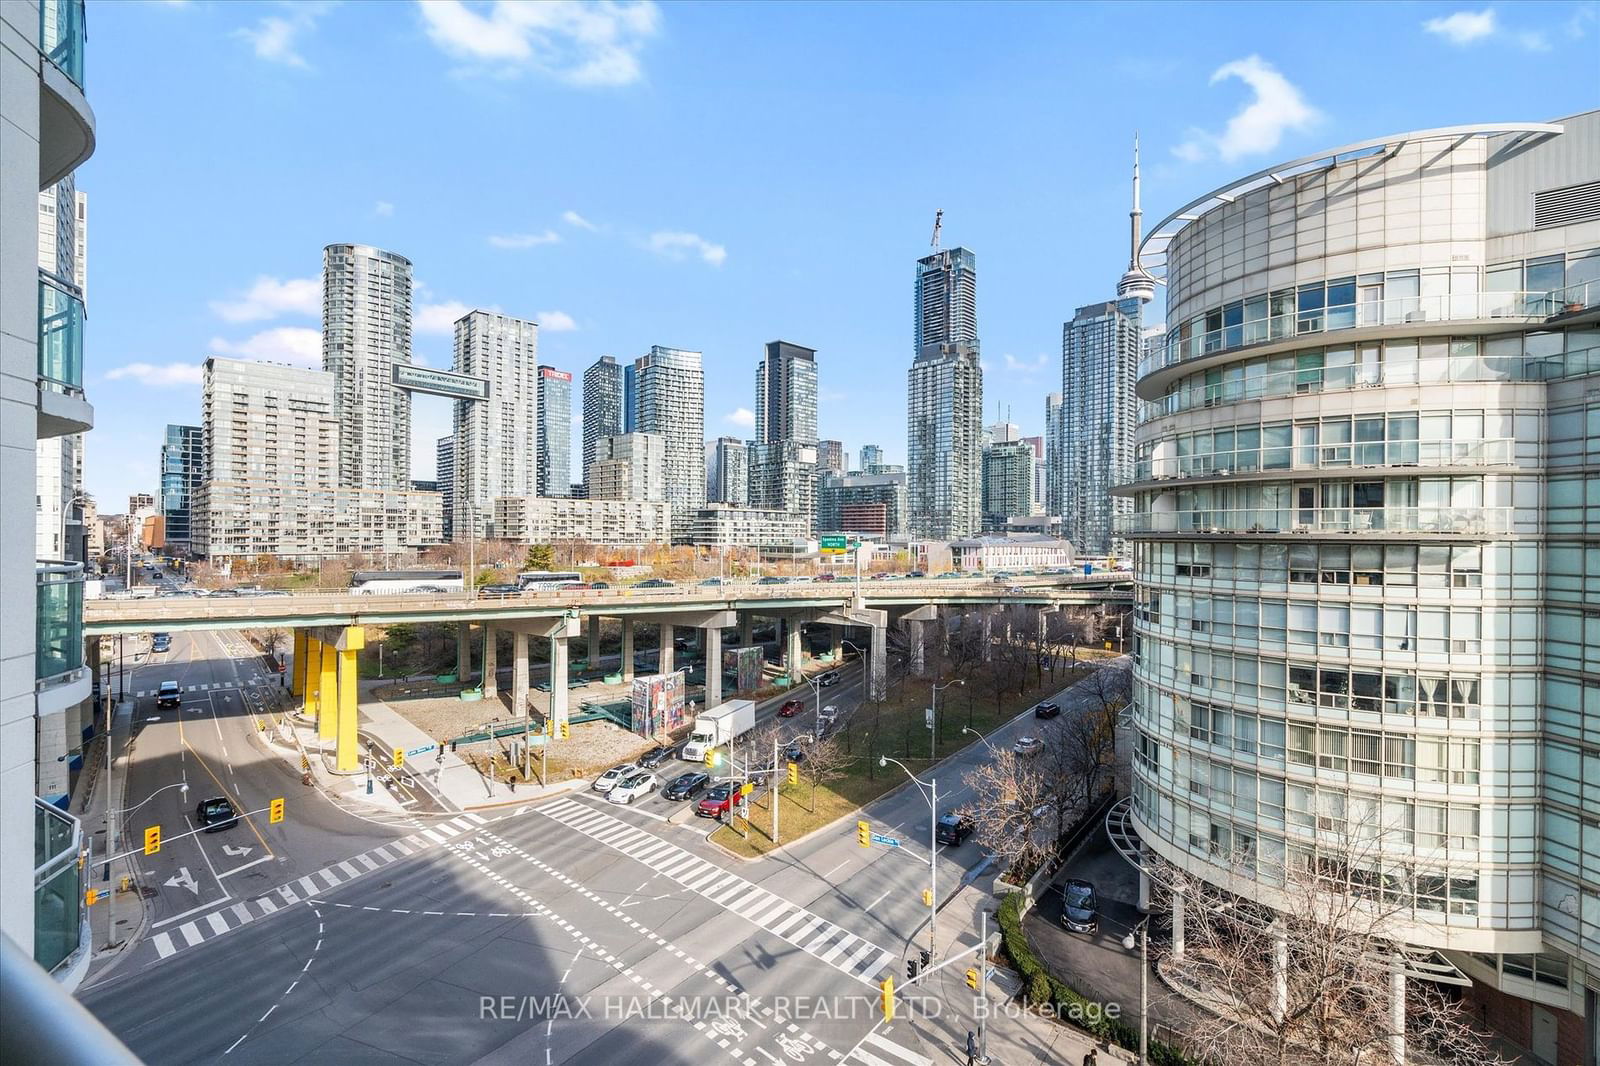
{"left": 1351, "top": 731, "right": 1381, "bottom": 776}
{"left": 1288, "top": 724, "right": 1315, "bottom": 766}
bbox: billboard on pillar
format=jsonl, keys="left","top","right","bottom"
{"left": 724, "top": 646, "right": 764, "bottom": 693}
{"left": 631, "top": 672, "right": 685, "bottom": 737}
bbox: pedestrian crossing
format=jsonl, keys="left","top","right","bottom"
{"left": 538, "top": 797, "right": 895, "bottom": 986}
{"left": 133, "top": 679, "right": 269, "bottom": 698}
{"left": 145, "top": 812, "right": 488, "bottom": 962}
{"left": 842, "top": 1029, "right": 934, "bottom": 1066}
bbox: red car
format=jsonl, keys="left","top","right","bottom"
{"left": 778, "top": 699, "right": 804, "bottom": 718}
{"left": 696, "top": 782, "right": 743, "bottom": 818}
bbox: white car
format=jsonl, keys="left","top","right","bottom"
{"left": 1013, "top": 735, "right": 1044, "bottom": 756}
{"left": 608, "top": 771, "right": 659, "bottom": 805}
{"left": 592, "top": 763, "right": 637, "bottom": 794}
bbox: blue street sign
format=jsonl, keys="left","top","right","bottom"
{"left": 405, "top": 744, "right": 436, "bottom": 758}
{"left": 870, "top": 833, "right": 901, "bottom": 848}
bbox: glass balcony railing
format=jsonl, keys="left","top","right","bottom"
{"left": 1133, "top": 438, "right": 1515, "bottom": 483}
{"left": 1140, "top": 290, "right": 1573, "bottom": 380}
{"left": 38, "top": 272, "right": 85, "bottom": 395}
{"left": 1115, "top": 506, "right": 1514, "bottom": 537}
{"left": 39, "top": 0, "right": 86, "bottom": 89}
{"left": 34, "top": 799, "right": 83, "bottom": 974}
{"left": 36, "top": 560, "right": 83, "bottom": 685}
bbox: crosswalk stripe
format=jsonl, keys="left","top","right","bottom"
{"left": 805, "top": 926, "right": 843, "bottom": 954}
{"left": 725, "top": 890, "right": 773, "bottom": 917}
{"left": 296, "top": 876, "right": 319, "bottom": 896}
{"left": 859, "top": 1031, "right": 934, "bottom": 1066}
{"left": 422, "top": 829, "right": 444, "bottom": 843}
{"left": 819, "top": 933, "right": 856, "bottom": 964}
{"left": 840, "top": 940, "right": 879, "bottom": 973}
{"left": 256, "top": 897, "right": 278, "bottom": 915}
{"left": 230, "top": 903, "right": 254, "bottom": 925}
{"left": 856, "top": 950, "right": 893, "bottom": 980}
{"left": 768, "top": 910, "right": 809, "bottom": 936}
{"left": 180, "top": 923, "right": 204, "bottom": 946}
{"left": 748, "top": 898, "right": 791, "bottom": 927}
{"left": 354, "top": 853, "right": 379, "bottom": 871}
{"left": 152, "top": 932, "right": 175, "bottom": 958}
{"left": 205, "top": 913, "right": 229, "bottom": 936}
{"left": 278, "top": 886, "right": 299, "bottom": 904}
{"left": 372, "top": 845, "right": 394, "bottom": 862}
{"left": 787, "top": 915, "right": 824, "bottom": 943}
{"left": 336, "top": 861, "right": 360, "bottom": 879}
{"left": 435, "top": 823, "right": 460, "bottom": 838}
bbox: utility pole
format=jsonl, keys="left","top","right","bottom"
{"left": 978, "top": 907, "right": 990, "bottom": 1064}
{"left": 772, "top": 734, "right": 779, "bottom": 845}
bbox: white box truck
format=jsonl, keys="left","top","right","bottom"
{"left": 681, "top": 699, "right": 757, "bottom": 763}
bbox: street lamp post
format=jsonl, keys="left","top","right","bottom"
{"left": 840, "top": 638, "right": 870, "bottom": 712}
{"left": 1121, "top": 918, "right": 1149, "bottom": 1066}
{"left": 61, "top": 492, "right": 88, "bottom": 563}
{"left": 930, "top": 679, "right": 963, "bottom": 759}
{"left": 105, "top": 780, "right": 188, "bottom": 949}
{"left": 878, "top": 755, "right": 940, "bottom": 959}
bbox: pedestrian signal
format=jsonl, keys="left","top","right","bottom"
{"left": 143, "top": 825, "right": 161, "bottom": 855}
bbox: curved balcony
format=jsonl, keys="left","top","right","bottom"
{"left": 1116, "top": 506, "right": 1513, "bottom": 539}
{"left": 36, "top": 560, "right": 84, "bottom": 688}
{"left": 1136, "top": 290, "right": 1567, "bottom": 400}
{"left": 33, "top": 799, "right": 84, "bottom": 974}
{"left": 37, "top": 271, "right": 92, "bottom": 439}
{"left": 1122, "top": 438, "right": 1516, "bottom": 493}
{"left": 38, "top": 0, "right": 95, "bottom": 189}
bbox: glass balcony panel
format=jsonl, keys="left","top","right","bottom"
{"left": 1117, "top": 507, "right": 1513, "bottom": 536}
{"left": 36, "top": 561, "right": 83, "bottom": 683}
{"left": 33, "top": 800, "right": 82, "bottom": 973}
{"left": 39, "top": 0, "right": 86, "bottom": 88}
{"left": 37, "top": 273, "right": 85, "bottom": 393}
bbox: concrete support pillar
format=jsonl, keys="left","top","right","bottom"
{"left": 482, "top": 625, "right": 497, "bottom": 699}
{"left": 1137, "top": 864, "right": 1151, "bottom": 913}
{"left": 549, "top": 636, "right": 569, "bottom": 728}
{"left": 908, "top": 619, "right": 926, "bottom": 676}
{"left": 705, "top": 626, "right": 722, "bottom": 708}
{"left": 336, "top": 627, "right": 364, "bottom": 773}
{"left": 292, "top": 630, "right": 307, "bottom": 697}
{"left": 304, "top": 636, "right": 322, "bottom": 723}
{"left": 786, "top": 622, "right": 803, "bottom": 684}
{"left": 1171, "top": 887, "right": 1186, "bottom": 961}
{"left": 830, "top": 625, "right": 843, "bottom": 661}
{"left": 456, "top": 622, "right": 471, "bottom": 683}
{"left": 869, "top": 623, "right": 886, "bottom": 702}
{"left": 1272, "top": 928, "right": 1289, "bottom": 1023}
{"left": 1388, "top": 952, "right": 1406, "bottom": 1066}
{"left": 659, "top": 624, "right": 675, "bottom": 675}
{"left": 694, "top": 627, "right": 706, "bottom": 653}
{"left": 318, "top": 642, "right": 337, "bottom": 743}
{"left": 740, "top": 614, "right": 753, "bottom": 647}
{"left": 587, "top": 615, "right": 600, "bottom": 666}
{"left": 512, "top": 631, "right": 529, "bottom": 717}
{"left": 981, "top": 614, "right": 994, "bottom": 662}
{"left": 621, "top": 620, "right": 634, "bottom": 682}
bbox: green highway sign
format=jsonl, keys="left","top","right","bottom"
{"left": 820, "top": 535, "right": 847, "bottom": 554}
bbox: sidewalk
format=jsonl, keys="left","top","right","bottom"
{"left": 77, "top": 698, "right": 149, "bottom": 988}
{"left": 902, "top": 873, "right": 1134, "bottom": 1066}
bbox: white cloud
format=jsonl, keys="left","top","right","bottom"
{"left": 104, "top": 361, "right": 204, "bottom": 387}
{"left": 1173, "top": 55, "right": 1319, "bottom": 163}
{"left": 1423, "top": 8, "right": 1498, "bottom": 44}
{"left": 1002, "top": 352, "right": 1050, "bottom": 376}
{"left": 234, "top": 4, "right": 331, "bottom": 69}
{"left": 209, "top": 327, "right": 323, "bottom": 368}
{"left": 536, "top": 310, "right": 578, "bottom": 331}
{"left": 209, "top": 275, "right": 321, "bottom": 323}
{"left": 416, "top": 300, "right": 486, "bottom": 334}
{"left": 417, "top": 0, "right": 661, "bottom": 86}
{"left": 562, "top": 209, "right": 598, "bottom": 231}
{"left": 723, "top": 408, "right": 755, "bottom": 429}
{"left": 374, "top": 200, "right": 395, "bottom": 217}
{"left": 647, "top": 231, "right": 727, "bottom": 267}
{"left": 488, "top": 229, "right": 562, "bottom": 249}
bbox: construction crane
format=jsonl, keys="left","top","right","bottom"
{"left": 930, "top": 209, "right": 943, "bottom": 251}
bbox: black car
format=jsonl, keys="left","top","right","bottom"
{"left": 663, "top": 771, "right": 710, "bottom": 800}
{"left": 1034, "top": 701, "right": 1061, "bottom": 719}
{"left": 156, "top": 681, "right": 182, "bottom": 708}
{"left": 638, "top": 745, "right": 673, "bottom": 769}
{"left": 1060, "top": 878, "right": 1099, "bottom": 933}
{"left": 590, "top": 581, "right": 610, "bottom": 590}
{"left": 635, "top": 578, "right": 675, "bottom": 589}
{"left": 935, "top": 813, "right": 973, "bottom": 846}
{"left": 481, "top": 583, "right": 522, "bottom": 598}
{"left": 196, "top": 796, "right": 239, "bottom": 833}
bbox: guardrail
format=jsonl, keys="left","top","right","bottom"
{"left": 1115, "top": 506, "right": 1514, "bottom": 536}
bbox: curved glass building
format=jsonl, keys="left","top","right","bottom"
{"left": 1123, "top": 113, "right": 1599, "bottom": 1056}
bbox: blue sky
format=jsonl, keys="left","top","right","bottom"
{"left": 80, "top": 0, "right": 1599, "bottom": 508}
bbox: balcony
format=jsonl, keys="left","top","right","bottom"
{"left": 1127, "top": 438, "right": 1516, "bottom": 490}
{"left": 37, "top": 0, "right": 95, "bottom": 189}
{"left": 37, "top": 272, "right": 92, "bottom": 438}
{"left": 36, "top": 561, "right": 84, "bottom": 689}
{"left": 1115, "top": 506, "right": 1514, "bottom": 538}
{"left": 33, "top": 799, "right": 83, "bottom": 975}
{"left": 1137, "top": 290, "right": 1570, "bottom": 399}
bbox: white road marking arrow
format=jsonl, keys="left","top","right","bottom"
{"left": 222, "top": 844, "right": 253, "bottom": 858}
{"left": 165, "top": 867, "right": 200, "bottom": 895}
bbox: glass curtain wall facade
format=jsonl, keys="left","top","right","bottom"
{"left": 582, "top": 355, "right": 624, "bottom": 491}
{"left": 452, "top": 311, "right": 538, "bottom": 538}
{"left": 982, "top": 440, "right": 1034, "bottom": 532}
{"left": 909, "top": 246, "right": 982, "bottom": 539}
{"left": 1061, "top": 300, "right": 1139, "bottom": 556}
{"left": 755, "top": 341, "right": 818, "bottom": 447}
{"left": 634, "top": 346, "right": 706, "bottom": 537}
{"left": 323, "top": 244, "right": 413, "bottom": 490}
{"left": 159, "top": 424, "right": 203, "bottom": 551}
{"left": 537, "top": 366, "right": 572, "bottom": 498}
{"left": 1124, "top": 115, "right": 1600, "bottom": 1050}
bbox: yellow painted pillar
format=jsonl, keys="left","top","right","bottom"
{"left": 292, "top": 630, "right": 308, "bottom": 697}
{"left": 335, "top": 626, "right": 365, "bottom": 773}
{"left": 304, "top": 635, "right": 322, "bottom": 722}
{"left": 318, "top": 642, "right": 338, "bottom": 743}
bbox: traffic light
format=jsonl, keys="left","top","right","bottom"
{"left": 705, "top": 749, "right": 721, "bottom": 768}
{"left": 920, "top": 949, "right": 931, "bottom": 969}
{"left": 786, "top": 762, "right": 798, "bottom": 786}
{"left": 559, "top": 721, "right": 570, "bottom": 740}
{"left": 84, "top": 888, "right": 100, "bottom": 907}
{"left": 906, "top": 958, "right": 918, "bottom": 980}
{"left": 857, "top": 820, "right": 870, "bottom": 847}
{"left": 965, "top": 967, "right": 980, "bottom": 990}
{"left": 922, "top": 888, "right": 934, "bottom": 907}
{"left": 392, "top": 747, "right": 405, "bottom": 768}
{"left": 269, "top": 797, "right": 285, "bottom": 824}
{"left": 879, "top": 977, "right": 895, "bottom": 1021}
{"left": 142, "top": 825, "right": 161, "bottom": 855}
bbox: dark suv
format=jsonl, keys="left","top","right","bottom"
{"left": 935, "top": 813, "right": 973, "bottom": 846}
{"left": 1033, "top": 701, "right": 1061, "bottom": 719}
{"left": 197, "top": 797, "right": 239, "bottom": 833}
{"left": 156, "top": 681, "right": 182, "bottom": 708}
{"left": 1060, "top": 879, "right": 1099, "bottom": 933}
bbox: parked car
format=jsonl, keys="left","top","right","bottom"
{"left": 590, "top": 581, "right": 611, "bottom": 590}
{"left": 935, "top": 813, "right": 973, "bottom": 846}
{"left": 663, "top": 771, "right": 710, "bottom": 800}
{"left": 151, "top": 633, "right": 172, "bottom": 653}
{"left": 638, "top": 745, "right": 673, "bottom": 769}
{"left": 816, "top": 671, "right": 841, "bottom": 687}
{"left": 814, "top": 572, "right": 837, "bottom": 583}
{"left": 558, "top": 582, "right": 594, "bottom": 591}
{"left": 608, "top": 772, "right": 658, "bottom": 805}
{"left": 1060, "top": 878, "right": 1099, "bottom": 933}
{"left": 196, "top": 796, "right": 239, "bottom": 833}
{"left": 698, "top": 577, "right": 726, "bottom": 586}
{"left": 1033, "top": 701, "right": 1061, "bottom": 720}
{"left": 757, "top": 576, "right": 787, "bottom": 585}
{"left": 592, "top": 763, "right": 638, "bottom": 794}
{"left": 635, "top": 578, "right": 675, "bottom": 589}
{"left": 867, "top": 573, "right": 892, "bottom": 581}
{"left": 778, "top": 699, "right": 805, "bottom": 718}
{"left": 156, "top": 681, "right": 182, "bottom": 708}
{"left": 481, "top": 584, "right": 522, "bottom": 598}
{"left": 906, "top": 570, "right": 926, "bottom": 579}
{"left": 696, "top": 781, "right": 742, "bottom": 818}
{"left": 1013, "top": 735, "right": 1044, "bottom": 756}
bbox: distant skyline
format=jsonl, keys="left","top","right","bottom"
{"left": 79, "top": 0, "right": 1599, "bottom": 507}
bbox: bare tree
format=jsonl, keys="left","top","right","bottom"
{"left": 800, "top": 734, "right": 849, "bottom": 813}
{"left": 958, "top": 748, "right": 1053, "bottom": 876}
